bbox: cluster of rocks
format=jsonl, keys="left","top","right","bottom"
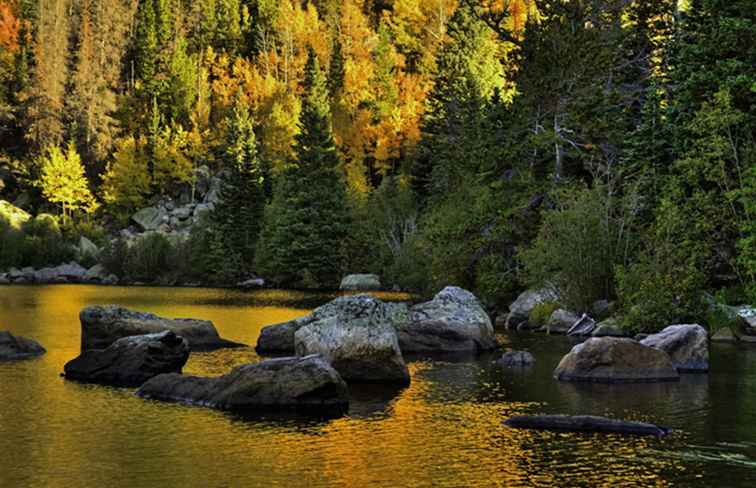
{"left": 708, "top": 301, "right": 756, "bottom": 344}
{"left": 0, "top": 262, "right": 117, "bottom": 285}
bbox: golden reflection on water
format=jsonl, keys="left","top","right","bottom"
{"left": 0, "top": 285, "right": 751, "bottom": 487}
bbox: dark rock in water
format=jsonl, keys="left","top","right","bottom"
{"left": 554, "top": 337, "right": 679, "bottom": 383}
{"left": 496, "top": 351, "right": 535, "bottom": 367}
{"left": 79, "top": 305, "right": 244, "bottom": 352}
{"left": 64, "top": 331, "right": 189, "bottom": 387}
{"left": 640, "top": 324, "right": 709, "bottom": 373}
{"left": 136, "top": 355, "right": 349, "bottom": 413}
{"left": 0, "top": 331, "right": 46, "bottom": 360}
{"left": 398, "top": 286, "right": 498, "bottom": 353}
{"left": 504, "top": 415, "right": 671, "bottom": 437}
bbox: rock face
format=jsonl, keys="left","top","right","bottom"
{"left": 554, "top": 337, "right": 679, "bottom": 383}
{"left": 64, "top": 331, "right": 189, "bottom": 387}
{"left": 257, "top": 295, "right": 410, "bottom": 354}
{"left": 506, "top": 287, "right": 558, "bottom": 328}
{"left": 640, "top": 324, "right": 709, "bottom": 373}
{"left": 496, "top": 351, "right": 535, "bottom": 367}
{"left": 294, "top": 313, "right": 410, "bottom": 385}
{"left": 0, "top": 331, "right": 46, "bottom": 360}
{"left": 131, "top": 206, "right": 167, "bottom": 232}
{"left": 79, "top": 305, "right": 244, "bottom": 351}
{"left": 504, "top": 415, "right": 671, "bottom": 437}
{"left": 136, "top": 355, "right": 349, "bottom": 412}
{"left": 398, "top": 286, "right": 497, "bottom": 353}
{"left": 339, "top": 274, "right": 382, "bottom": 291}
{"left": 546, "top": 309, "right": 580, "bottom": 334}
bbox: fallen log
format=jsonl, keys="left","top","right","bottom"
{"left": 504, "top": 414, "right": 671, "bottom": 437}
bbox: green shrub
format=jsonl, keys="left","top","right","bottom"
{"left": 528, "top": 301, "right": 560, "bottom": 328}
{"left": 101, "top": 238, "right": 130, "bottom": 278}
{"left": 124, "top": 233, "right": 174, "bottom": 283}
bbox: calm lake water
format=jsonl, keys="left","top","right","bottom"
{"left": 1, "top": 285, "right": 755, "bottom": 487}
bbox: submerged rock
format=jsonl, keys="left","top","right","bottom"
{"left": 294, "top": 309, "right": 410, "bottom": 385}
{"left": 399, "top": 286, "right": 497, "bottom": 353}
{"left": 339, "top": 274, "right": 382, "bottom": 291}
{"left": 79, "top": 305, "right": 244, "bottom": 351}
{"left": 554, "top": 337, "right": 679, "bottom": 383}
{"left": 640, "top": 324, "right": 709, "bottom": 373}
{"left": 136, "top": 355, "right": 349, "bottom": 412}
{"left": 64, "top": 331, "right": 189, "bottom": 387}
{"left": 496, "top": 351, "right": 535, "bottom": 367}
{"left": 0, "top": 331, "right": 46, "bottom": 360}
{"left": 504, "top": 415, "right": 671, "bottom": 437}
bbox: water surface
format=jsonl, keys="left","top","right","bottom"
{"left": 1, "top": 285, "right": 755, "bottom": 487}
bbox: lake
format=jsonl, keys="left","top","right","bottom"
{"left": 1, "top": 284, "right": 755, "bottom": 487}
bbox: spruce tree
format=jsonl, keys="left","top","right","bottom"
{"left": 213, "top": 95, "right": 267, "bottom": 276}
{"left": 256, "top": 47, "right": 348, "bottom": 288}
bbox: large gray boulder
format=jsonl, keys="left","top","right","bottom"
{"left": 131, "top": 206, "right": 167, "bottom": 231}
{"left": 591, "top": 318, "right": 626, "bottom": 337}
{"left": 546, "top": 309, "right": 580, "bottom": 334}
{"left": 257, "top": 294, "right": 409, "bottom": 354}
{"left": 339, "top": 274, "right": 382, "bottom": 291}
{"left": 640, "top": 324, "right": 709, "bottom": 372}
{"left": 79, "top": 305, "right": 244, "bottom": 351}
{"left": 506, "top": 287, "right": 558, "bottom": 328}
{"left": 0, "top": 331, "right": 46, "bottom": 360}
{"left": 64, "top": 331, "right": 189, "bottom": 387}
{"left": 294, "top": 314, "right": 410, "bottom": 385}
{"left": 736, "top": 308, "right": 756, "bottom": 336}
{"left": 136, "top": 355, "right": 349, "bottom": 412}
{"left": 399, "top": 286, "right": 497, "bottom": 353}
{"left": 554, "top": 337, "right": 679, "bottom": 383}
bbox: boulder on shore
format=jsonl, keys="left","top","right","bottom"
{"left": 640, "top": 324, "right": 709, "bottom": 373}
{"left": 504, "top": 415, "right": 671, "bottom": 437}
{"left": 63, "top": 331, "right": 189, "bottom": 387}
{"left": 257, "top": 294, "right": 410, "bottom": 354}
{"left": 339, "top": 274, "right": 382, "bottom": 291}
{"left": 554, "top": 337, "right": 679, "bottom": 383}
{"left": 505, "top": 287, "right": 558, "bottom": 329}
{"left": 0, "top": 331, "right": 46, "bottom": 360}
{"left": 590, "top": 318, "right": 626, "bottom": 337}
{"left": 546, "top": 309, "right": 580, "bottom": 334}
{"left": 295, "top": 312, "right": 410, "bottom": 385}
{"left": 736, "top": 308, "right": 756, "bottom": 336}
{"left": 398, "top": 286, "right": 497, "bottom": 353}
{"left": 79, "top": 305, "right": 244, "bottom": 351}
{"left": 496, "top": 350, "right": 535, "bottom": 368}
{"left": 136, "top": 355, "right": 349, "bottom": 413}
{"left": 566, "top": 314, "right": 597, "bottom": 336}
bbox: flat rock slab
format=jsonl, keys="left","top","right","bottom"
{"left": 0, "top": 331, "right": 46, "bottom": 360}
{"left": 554, "top": 337, "right": 680, "bottom": 383}
{"left": 504, "top": 415, "right": 671, "bottom": 437}
{"left": 80, "top": 305, "right": 244, "bottom": 351}
{"left": 64, "top": 331, "right": 189, "bottom": 387}
{"left": 136, "top": 355, "right": 349, "bottom": 413}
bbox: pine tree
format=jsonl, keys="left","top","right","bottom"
{"left": 256, "top": 47, "right": 348, "bottom": 288}
{"left": 212, "top": 95, "right": 267, "bottom": 275}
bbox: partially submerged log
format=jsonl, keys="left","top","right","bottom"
{"left": 504, "top": 414, "right": 671, "bottom": 437}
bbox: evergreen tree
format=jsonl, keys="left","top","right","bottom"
{"left": 213, "top": 96, "right": 267, "bottom": 275}
{"left": 256, "top": 47, "right": 348, "bottom": 288}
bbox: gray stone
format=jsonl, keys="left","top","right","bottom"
{"left": 84, "top": 264, "right": 109, "bottom": 282}
{"left": 131, "top": 206, "right": 167, "bottom": 231}
{"left": 237, "top": 278, "right": 265, "bottom": 289}
{"left": 56, "top": 262, "right": 88, "bottom": 280}
{"left": 78, "top": 236, "right": 100, "bottom": 258}
{"left": 79, "top": 305, "right": 244, "bottom": 351}
{"left": 172, "top": 206, "right": 193, "bottom": 220}
{"left": 295, "top": 314, "right": 410, "bottom": 385}
{"left": 566, "top": 314, "right": 597, "bottom": 336}
{"left": 63, "top": 331, "right": 189, "bottom": 387}
{"left": 506, "top": 287, "right": 558, "bottom": 328}
{"left": 591, "top": 318, "right": 626, "bottom": 337}
{"left": 640, "top": 324, "right": 709, "bottom": 372}
{"left": 546, "top": 309, "right": 580, "bottom": 334}
{"left": 339, "top": 274, "right": 382, "bottom": 291}
{"left": 0, "top": 331, "right": 46, "bottom": 360}
{"left": 399, "top": 286, "right": 497, "bottom": 353}
{"left": 136, "top": 355, "right": 349, "bottom": 413}
{"left": 736, "top": 308, "right": 756, "bottom": 336}
{"left": 496, "top": 351, "right": 535, "bottom": 367}
{"left": 554, "top": 337, "right": 680, "bottom": 383}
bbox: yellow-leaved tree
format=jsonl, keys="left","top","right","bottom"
{"left": 38, "top": 142, "right": 98, "bottom": 221}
